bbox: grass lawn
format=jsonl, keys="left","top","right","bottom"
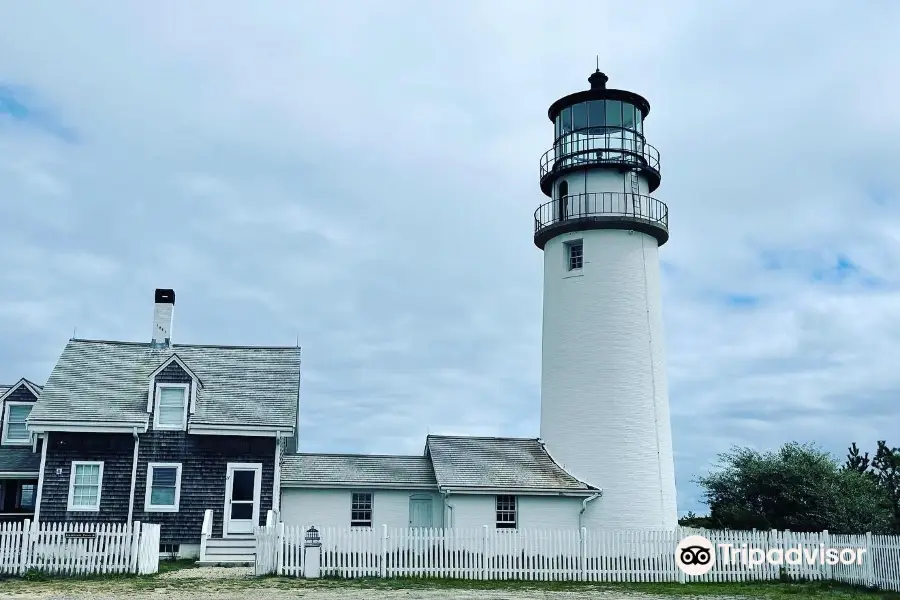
{"left": 1, "top": 562, "right": 898, "bottom": 598}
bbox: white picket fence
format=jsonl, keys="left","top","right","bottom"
{"left": 256, "top": 525, "right": 900, "bottom": 591}
{"left": 0, "top": 520, "right": 160, "bottom": 576}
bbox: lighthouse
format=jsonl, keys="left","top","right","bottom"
{"left": 536, "top": 70, "right": 678, "bottom": 530}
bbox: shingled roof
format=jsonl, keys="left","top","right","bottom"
{"left": 281, "top": 454, "right": 437, "bottom": 489}
{"left": 425, "top": 435, "right": 595, "bottom": 493}
{"left": 29, "top": 339, "right": 300, "bottom": 431}
{"left": 0, "top": 447, "right": 41, "bottom": 474}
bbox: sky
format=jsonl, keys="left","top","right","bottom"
{"left": 1, "top": 1, "right": 899, "bottom": 516}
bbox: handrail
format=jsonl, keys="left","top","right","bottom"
{"left": 199, "top": 509, "right": 213, "bottom": 562}
{"left": 535, "top": 192, "right": 668, "bottom": 230}
{"left": 539, "top": 134, "right": 662, "bottom": 194}
{"left": 533, "top": 192, "right": 669, "bottom": 247}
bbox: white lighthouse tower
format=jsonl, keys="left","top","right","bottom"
{"left": 536, "top": 70, "right": 678, "bottom": 530}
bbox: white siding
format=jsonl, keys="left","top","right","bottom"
{"left": 539, "top": 224, "right": 678, "bottom": 530}
{"left": 446, "top": 494, "right": 586, "bottom": 529}
{"left": 281, "top": 488, "right": 443, "bottom": 530}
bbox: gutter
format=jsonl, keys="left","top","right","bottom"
{"left": 578, "top": 491, "right": 603, "bottom": 529}
{"left": 440, "top": 490, "right": 454, "bottom": 528}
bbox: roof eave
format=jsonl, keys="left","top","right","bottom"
{"left": 439, "top": 486, "right": 597, "bottom": 496}
{"left": 281, "top": 481, "right": 438, "bottom": 491}
{"left": 27, "top": 419, "right": 148, "bottom": 434}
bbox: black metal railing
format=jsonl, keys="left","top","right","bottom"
{"left": 539, "top": 134, "right": 661, "bottom": 182}
{"left": 534, "top": 192, "right": 669, "bottom": 235}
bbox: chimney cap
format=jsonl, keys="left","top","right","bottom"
{"left": 154, "top": 289, "right": 175, "bottom": 304}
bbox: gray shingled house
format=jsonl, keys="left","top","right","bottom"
{"left": 25, "top": 289, "right": 301, "bottom": 562}
{"left": 279, "top": 435, "right": 600, "bottom": 531}
{"left": 0, "top": 378, "right": 42, "bottom": 522}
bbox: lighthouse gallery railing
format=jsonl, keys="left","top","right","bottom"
{"left": 534, "top": 192, "right": 669, "bottom": 235}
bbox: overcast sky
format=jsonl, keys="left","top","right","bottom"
{"left": 2, "top": 1, "right": 899, "bottom": 516}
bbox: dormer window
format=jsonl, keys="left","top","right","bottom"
{"left": 2, "top": 402, "right": 33, "bottom": 445}
{"left": 153, "top": 384, "right": 189, "bottom": 431}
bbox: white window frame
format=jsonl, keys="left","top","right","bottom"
{"left": 495, "top": 494, "right": 517, "bottom": 529}
{"left": 67, "top": 461, "right": 104, "bottom": 512}
{"left": 144, "top": 462, "right": 183, "bottom": 513}
{"left": 1, "top": 401, "right": 34, "bottom": 446}
{"left": 152, "top": 383, "right": 190, "bottom": 431}
{"left": 565, "top": 239, "right": 584, "bottom": 271}
{"left": 350, "top": 492, "right": 373, "bottom": 528}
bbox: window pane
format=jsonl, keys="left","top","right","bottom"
{"left": 555, "top": 115, "right": 560, "bottom": 139}
{"left": 622, "top": 104, "right": 635, "bottom": 130}
{"left": 152, "top": 467, "right": 177, "bottom": 487}
{"left": 571, "top": 102, "right": 588, "bottom": 131}
{"left": 232, "top": 470, "right": 255, "bottom": 502}
{"left": 560, "top": 107, "right": 572, "bottom": 135}
{"left": 20, "top": 484, "right": 35, "bottom": 509}
{"left": 159, "top": 388, "right": 185, "bottom": 406}
{"left": 231, "top": 502, "right": 253, "bottom": 519}
{"left": 588, "top": 100, "right": 605, "bottom": 133}
{"left": 75, "top": 464, "right": 100, "bottom": 485}
{"left": 606, "top": 100, "right": 622, "bottom": 128}
{"left": 6, "top": 422, "right": 28, "bottom": 441}
{"left": 9, "top": 405, "right": 32, "bottom": 422}
{"left": 151, "top": 486, "right": 176, "bottom": 506}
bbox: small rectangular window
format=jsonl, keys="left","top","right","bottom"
{"left": 67, "top": 461, "right": 104, "bottom": 511}
{"left": 2, "top": 403, "right": 33, "bottom": 445}
{"left": 496, "top": 495, "right": 517, "bottom": 529}
{"left": 351, "top": 492, "right": 373, "bottom": 527}
{"left": 145, "top": 463, "right": 182, "bottom": 512}
{"left": 154, "top": 385, "right": 188, "bottom": 430}
{"left": 566, "top": 240, "right": 584, "bottom": 271}
{"left": 18, "top": 483, "right": 36, "bottom": 509}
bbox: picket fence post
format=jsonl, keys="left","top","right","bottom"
{"left": 676, "top": 526, "right": 686, "bottom": 584}
{"left": 579, "top": 527, "right": 587, "bottom": 581}
{"left": 820, "top": 530, "right": 831, "bottom": 581}
{"left": 16, "top": 520, "right": 30, "bottom": 575}
{"left": 864, "top": 532, "right": 875, "bottom": 587}
{"left": 128, "top": 521, "right": 140, "bottom": 574}
{"left": 276, "top": 522, "right": 285, "bottom": 575}
{"left": 482, "top": 525, "right": 489, "bottom": 580}
{"left": 379, "top": 524, "right": 387, "bottom": 578}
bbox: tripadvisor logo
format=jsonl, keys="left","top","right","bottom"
{"left": 675, "top": 535, "right": 716, "bottom": 576}
{"left": 675, "top": 534, "right": 869, "bottom": 576}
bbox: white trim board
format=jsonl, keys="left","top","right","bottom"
{"left": 189, "top": 424, "right": 293, "bottom": 437}
{"left": 0, "top": 471, "right": 40, "bottom": 479}
{"left": 27, "top": 421, "right": 149, "bottom": 434}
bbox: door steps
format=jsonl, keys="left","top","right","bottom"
{"left": 198, "top": 535, "right": 256, "bottom": 567}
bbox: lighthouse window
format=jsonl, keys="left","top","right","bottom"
{"left": 572, "top": 102, "right": 589, "bottom": 132}
{"left": 560, "top": 107, "right": 572, "bottom": 136}
{"left": 566, "top": 240, "right": 584, "bottom": 271}
{"left": 623, "top": 104, "right": 636, "bottom": 131}
{"left": 588, "top": 100, "right": 605, "bottom": 133}
{"left": 606, "top": 100, "right": 622, "bottom": 128}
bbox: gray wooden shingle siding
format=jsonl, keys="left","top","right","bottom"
{"left": 134, "top": 433, "right": 275, "bottom": 542}
{"left": 40, "top": 433, "right": 134, "bottom": 523}
{"left": 39, "top": 361, "right": 276, "bottom": 544}
{"left": 3, "top": 384, "right": 38, "bottom": 404}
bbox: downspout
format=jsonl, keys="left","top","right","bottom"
{"left": 578, "top": 491, "right": 602, "bottom": 529}
{"left": 127, "top": 427, "right": 140, "bottom": 525}
{"left": 440, "top": 490, "right": 454, "bottom": 528}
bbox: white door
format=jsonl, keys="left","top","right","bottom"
{"left": 224, "top": 463, "right": 262, "bottom": 536}
{"left": 409, "top": 497, "right": 433, "bottom": 528}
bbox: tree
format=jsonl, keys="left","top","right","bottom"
{"left": 695, "top": 442, "right": 892, "bottom": 533}
{"left": 846, "top": 441, "right": 900, "bottom": 533}
{"left": 678, "top": 511, "right": 715, "bottom": 529}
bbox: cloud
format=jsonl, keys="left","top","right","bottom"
{"left": 2, "top": 0, "right": 900, "bottom": 517}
